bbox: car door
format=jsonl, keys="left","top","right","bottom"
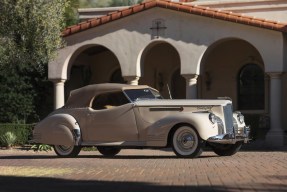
{"left": 85, "top": 92, "right": 138, "bottom": 142}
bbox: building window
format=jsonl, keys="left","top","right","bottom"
{"left": 238, "top": 64, "right": 264, "bottom": 110}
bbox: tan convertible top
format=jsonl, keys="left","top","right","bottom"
{"left": 64, "top": 83, "right": 150, "bottom": 108}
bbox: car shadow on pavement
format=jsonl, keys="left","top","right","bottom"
{"left": 0, "top": 175, "right": 286, "bottom": 192}
{"left": 78, "top": 154, "right": 218, "bottom": 159}
{"left": 0, "top": 154, "right": 218, "bottom": 160}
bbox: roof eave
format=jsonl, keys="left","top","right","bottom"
{"left": 62, "top": 0, "right": 287, "bottom": 37}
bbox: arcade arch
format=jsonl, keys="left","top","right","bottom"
{"left": 139, "top": 41, "right": 185, "bottom": 99}
{"left": 65, "top": 45, "right": 123, "bottom": 99}
{"left": 199, "top": 38, "right": 266, "bottom": 112}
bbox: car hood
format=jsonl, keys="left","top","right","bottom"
{"left": 134, "top": 99, "right": 231, "bottom": 107}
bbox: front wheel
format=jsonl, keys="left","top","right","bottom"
{"left": 97, "top": 146, "right": 121, "bottom": 157}
{"left": 53, "top": 145, "right": 81, "bottom": 158}
{"left": 210, "top": 142, "right": 242, "bottom": 156}
{"left": 172, "top": 126, "right": 203, "bottom": 158}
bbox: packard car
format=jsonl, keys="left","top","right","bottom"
{"left": 33, "top": 83, "right": 250, "bottom": 158}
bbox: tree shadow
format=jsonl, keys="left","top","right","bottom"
{"left": 0, "top": 155, "right": 57, "bottom": 160}
{"left": 0, "top": 175, "right": 286, "bottom": 192}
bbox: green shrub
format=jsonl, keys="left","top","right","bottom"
{"left": 30, "top": 144, "right": 52, "bottom": 152}
{"left": 82, "top": 146, "right": 97, "bottom": 151}
{"left": 0, "top": 124, "right": 34, "bottom": 146}
{"left": 0, "top": 131, "right": 17, "bottom": 148}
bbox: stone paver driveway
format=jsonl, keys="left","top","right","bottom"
{"left": 0, "top": 149, "right": 286, "bottom": 192}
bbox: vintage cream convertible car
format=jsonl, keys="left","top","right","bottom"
{"left": 33, "top": 83, "right": 250, "bottom": 158}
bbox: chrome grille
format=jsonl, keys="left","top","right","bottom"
{"left": 215, "top": 116, "right": 224, "bottom": 134}
{"left": 223, "top": 104, "right": 234, "bottom": 134}
{"left": 233, "top": 117, "right": 239, "bottom": 134}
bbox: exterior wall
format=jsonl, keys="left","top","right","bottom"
{"left": 78, "top": 7, "right": 130, "bottom": 22}
{"left": 79, "top": 1, "right": 287, "bottom": 23}
{"left": 191, "top": 0, "right": 287, "bottom": 23}
{"left": 240, "top": 10, "right": 287, "bottom": 23}
{"left": 49, "top": 7, "right": 284, "bottom": 82}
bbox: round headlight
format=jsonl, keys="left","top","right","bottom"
{"left": 237, "top": 114, "right": 244, "bottom": 124}
{"left": 209, "top": 113, "right": 216, "bottom": 124}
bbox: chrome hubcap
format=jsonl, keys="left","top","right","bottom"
{"left": 55, "top": 145, "right": 73, "bottom": 155}
{"left": 173, "top": 127, "right": 199, "bottom": 155}
{"left": 177, "top": 133, "right": 195, "bottom": 151}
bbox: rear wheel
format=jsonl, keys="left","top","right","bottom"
{"left": 53, "top": 145, "right": 81, "bottom": 158}
{"left": 97, "top": 146, "right": 121, "bottom": 157}
{"left": 172, "top": 126, "right": 203, "bottom": 158}
{"left": 210, "top": 142, "right": 242, "bottom": 156}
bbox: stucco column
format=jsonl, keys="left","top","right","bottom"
{"left": 124, "top": 76, "right": 140, "bottom": 85}
{"left": 52, "top": 79, "right": 66, "bottom": 109}
{"left": 183, "top": 74, "right": 198, "bottom": 99}
{"left": 265, "top": 72, "right": 284, "bottom": 146}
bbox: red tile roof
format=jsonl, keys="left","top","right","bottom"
{"left": 62, "top": 0, "right": 287, "bottom": 37}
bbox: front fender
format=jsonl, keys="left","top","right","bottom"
{"left": 33, "top": 114, "right": 80, "bottom": 146}
{"left": 147, "top": 112, "right": 219, "bottom": 144}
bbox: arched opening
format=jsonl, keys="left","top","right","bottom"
{"left": 238, "top": 64, "right": 265, "bottom": 110}
{"left": 199, "top": 38, "right": 265, "bottom": 111}
{"left": 139, "top": 42, "right": 184, "bottom": 99}
{"left": 65, "top": 45, "right": 123, "bottom": 99}
{"left": 200, "top": 38, "right": 268, "bottom": 139}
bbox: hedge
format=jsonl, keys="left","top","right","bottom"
{"left": 0, "top": 124, "right": 34, "bottom": 146}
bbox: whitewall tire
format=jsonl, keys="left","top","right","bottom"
{"left": 172, "top": 126, "right": 203, "bottom": 158}
{"left": 53, "top": 145, "right": 81, "bottom": 157}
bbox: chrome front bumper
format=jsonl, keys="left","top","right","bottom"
{"left": 207, "top": 126, "right": 250, "bottom": 144}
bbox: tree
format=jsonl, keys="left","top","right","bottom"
{"left": 65, "top": 0, "right": 80, "bottom": 27}
{"left": 0, "top": 0, "right": 68, "bottom": 123}
{"left": 0, "top": 0, "right": 68, "bottom": 71}
{"left": 109, "top": 0, "right": 144, "bottom": 6}
{"left": 65, "top": 0, "right": 145, "bottom": 26}
{"left": 78, "top": 0, "right": 144, "bottom": 8}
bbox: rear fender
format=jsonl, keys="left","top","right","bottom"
{"left": 33, "top": 114, "right": 81, "bottom": 146}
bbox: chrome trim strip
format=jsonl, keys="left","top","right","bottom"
{"left": 149, "top": 107, "right": 184, "bottom": 112}
{"left": 81, "top": 141, "right": 146, "bottom": 146}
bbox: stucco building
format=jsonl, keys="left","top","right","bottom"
{"left": 50, "top": 0, "right": 287, "bottom": 146}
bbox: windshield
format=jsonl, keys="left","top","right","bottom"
{"left": 124, "top": 88, "right": 163, "bottom": 102}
